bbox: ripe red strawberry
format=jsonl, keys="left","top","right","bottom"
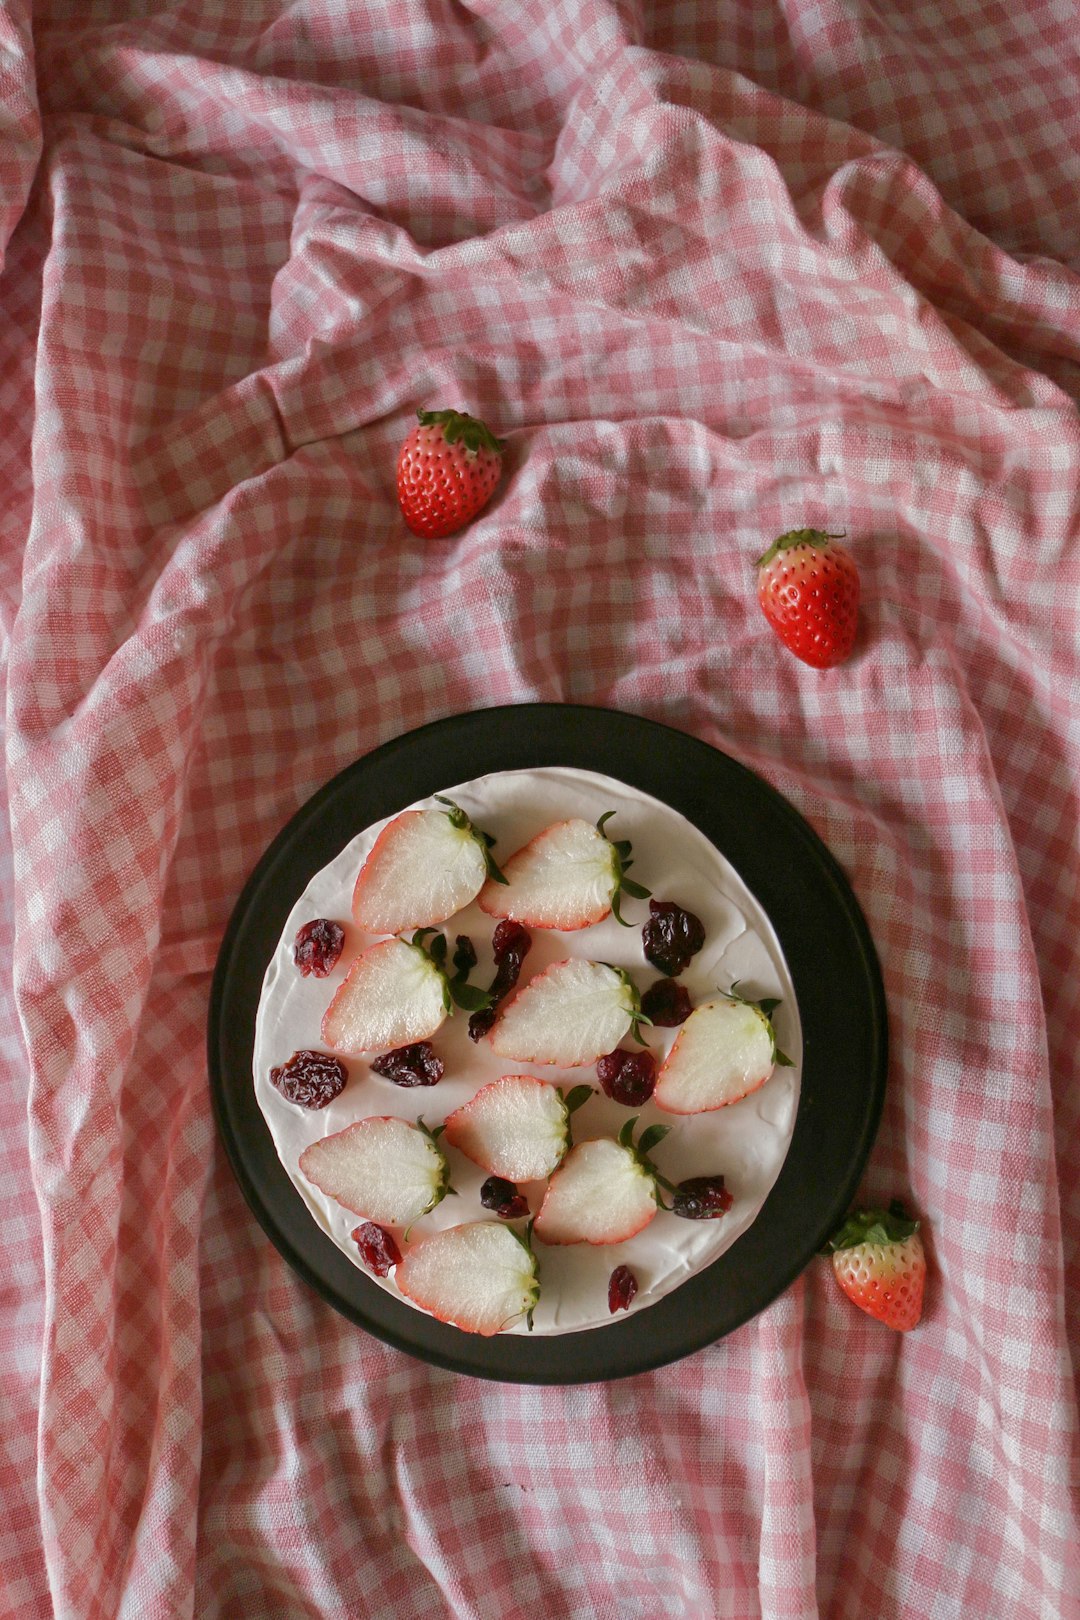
{"left": 396, "top": 408, "right": 505, "bottom": 538}
{"left": 823, "top": 1202, "right": 926, "bottom": 1330}
{"left": 395, "top": 1221, "right": 540, "bottom": 1335}
{"left": 756, "top": 529, "right": 860, "bottom": 669}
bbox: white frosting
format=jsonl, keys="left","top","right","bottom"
{"left": 253, "top": 767, "right": 801, "bottom": 1336}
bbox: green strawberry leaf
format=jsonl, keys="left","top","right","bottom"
{"left": 597, "top": 813, "right": 652, "bottom": 925}
{"left": 417, "top": 407, "right": 505, "bottom": 455}
{"left": 637, "top": 1123, "right": 671, "bottom": 1158}
{"left": 563, "top": 1084, "right": 594, "bottom": 1117}
{"left": 618, "top": 1115, "right": 639, "bottom": 1151}
{"left": 448, "top": 979, "right": 495, "bottom": 1013}
{"left": 821, "top": 1203, "right": 920, "bottom": 1255}
{"left": 755, "top": 528, "right": 846, "bottom": 570}
{"left": 428, "top": 933, "right": 448, "bottom": 970}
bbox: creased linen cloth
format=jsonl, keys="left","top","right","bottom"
{"left": 1, "top": 1, "right": 1078, "bottom": 1616}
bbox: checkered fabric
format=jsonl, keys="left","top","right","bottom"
{"left": 1, "top": 1, "right": 1078, "bottom": 1616}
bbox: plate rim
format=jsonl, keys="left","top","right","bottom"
{"left": 208, "top": 703, "right": 887, "bottom": 1383}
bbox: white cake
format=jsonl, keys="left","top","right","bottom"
{"left": 253, "top": 767, "right": 802, "bottom": 1336}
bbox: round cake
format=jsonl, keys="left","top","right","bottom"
{"left": 253, "top": 767, "right": 802, "bottom": 1336}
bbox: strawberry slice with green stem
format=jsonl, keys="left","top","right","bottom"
{"left": 322, "top": 929, "right": 492, "bottom": 1055}
{"left": 478, "top": 812, "right": 650, "bottom": 931}
{"left": 351, "top": 796, "right": 505, "bottom": 936}
{"left": 395, "top": 1219, "right": 541, "bottom": 1336}
{"left": 533, "top": 1116, "right": 673, "bottom": 1246}
{"left": 489, "top": 957, "right": 652, "bottom": 1067}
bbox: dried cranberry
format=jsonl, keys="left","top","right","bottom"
{"left": 671, "top": 1176, "right": 733, "bottom": 1220}
{"left": 468, "top": 919, "right": 533, "bottom": 1041}
{"left": 479, "top": 1176, "right": 530, "bottom": 1219}
{"left": 371, "top": 1042, "right": 444, "bottom": 1087}
{"left": 608, "top": 1264, "right": 638, "bottom": 1313}
{"left": 596, "top": 1047, "right": 657, "bottom": 1108}
{"left": 453, "top": 934, "right": 478, "bottom": 975}
{"left": 352, "top": 1221, "right": 402, "bottom": 1276}
{"left": 640, "top": 977, "right": 693, "bottom": 1027}
{"left": 642, "top": 899, "right": 706, "bottom": 977}
{"left": 269, "top": 1049, "right": 348, "bottom": 1109}
{"left": 293, "top": 917, "right": 345, "bottom": 977}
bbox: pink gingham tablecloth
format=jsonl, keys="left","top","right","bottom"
{"left": 2, "top": 2, "right": 1078, "bottom": 1616}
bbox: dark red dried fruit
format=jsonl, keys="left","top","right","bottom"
{"left": 479, "top": 1175, "right": 530, "bottom": 1219}
{"left": 596, "top": 1047, "right": 657, "bottom": 1108}
{"left": 293, "top": 917, "right": 345, "bottom": 977}
{"left": 672, "top": 1176, "right": 733, "bottom": 1220}
{"left": 352, "top": 1221, "right": 402, "bottom": 1276}
{"left": 453, "top": 934, "right": 478, "bottom": 975}
{"left": 468, "top": 919, "right": 533, "bottom": 1041}
{"left": 608, "top": 1264, "right": 638, "bottom": 1313}
{"left": 642, "top": 899, "right": 706, "bottom": 977}
{"left": 640, "top": 977, "right": 693, "bottom": 1027}
{"left": 269, "top": 1049, "right": 348, "bottom": 1109}
{"left": 371, "top": 1041, "right": 444, "bottom": 1087}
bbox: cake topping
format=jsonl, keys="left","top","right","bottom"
{"left": 292, "top": 918, "right": 345, "bottom": 978}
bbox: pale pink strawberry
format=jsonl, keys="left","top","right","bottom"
{"left": 533, "top": 1118, "right": 670, "bottom": 1246}
{"left": 395, "top": 1221, "right": 539, "bottom": 1335}
{"left": 489, "top": 958, "right": 648, "bottom": 1067}
{"left": 322, "top": 930, "right": 491, "bottom": 1055}
{"left": 443, "top": 1075, "right": 591, "bottom": 1181}
{"left": 299, "top": 1116, "right": 451, "bottom": 1227}
{"left": 654, "top": 986, "right": 792, "bottom": 1114}
{"left": 478, "top": 813, "right": 649, "bottom": 930}
{"left": 823, "top": 1203, "right": 926, "bottom": 1331}
{"left": 352, "top": 798, "right": 502, "bottom": 935}
{"left": 322, "top": 938, "right": 449, "bottom": 1054}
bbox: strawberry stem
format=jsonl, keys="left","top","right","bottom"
{"left": 597, "top": 812, "right": 652, "bottom": 926}
{"left": 726, "top": 982, "right": 793, "bottom": 1067}
{"left": 417, "top": 408, "right": 505, "bottom": 456}
{"left": 821, "top": 1202, "right": 920, "bottom": 1254}
{"left": 755, "top": 528, "right": 846, "bottom": 570}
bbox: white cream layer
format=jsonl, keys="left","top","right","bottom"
{"left": 253, "top": 767, "right": 801, "bottom": 1337}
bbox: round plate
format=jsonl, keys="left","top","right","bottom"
{"left": 208, "top": 705, "right": 887, "bottom": 1383}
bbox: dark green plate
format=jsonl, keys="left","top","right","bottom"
{"left": 208, "top": 704, "right": 886, "bottom": 1383}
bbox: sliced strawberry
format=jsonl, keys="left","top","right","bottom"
{"left": 322, "top": 937, "right": 449, "bottom": 1054}
{"left": 443, "top": 1075, "right": 590, "bottom": 1182}
{"left": 477, "top": 813, "right": 649, "bottom": 930}
{"left": 322, "top": 930, "right": 491, "bottom": 1055}
{"left": 489, "top": 958, "right": 648, "bottom": 1067}
{"left": 395, "top": 1221, "right": 539, "bottom": 1336}
{"left": 533, "top": 1119, "right": 671, "bottom": 1246}
{"left": 352, "top": 798, "right": 504, "bottom": 935}
{"left": 299, "top": 1116, "right": 451, "bottom": 1227}
{"left": 654, "top": 985, "right": 791, "bottom": 1114}
{"left": 823, "top": 1202, "right": 926, "bottom": 1330}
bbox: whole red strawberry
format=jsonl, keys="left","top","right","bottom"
{"left": 397, "top": 407, "right": 504, "bottom": 538}
{"left": 823, "top": 1201, "right": 926, "bottom": 1331}
{"left": 756, "top": 528, "right": 860, "bottom": 668}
